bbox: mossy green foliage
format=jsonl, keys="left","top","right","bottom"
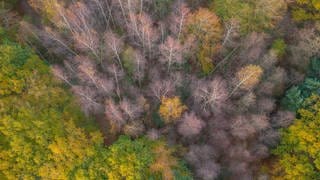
{"left": 271, "top": 39, "right": 286, "bottom": 57}
{"left": 1, "top": 0, "right": 18, "bottom": 10}
{"left": 211, "top": 0, "right": 287, "bottom": 34}
{"left": 150, "top": 0, "right": 173, "bottom": 19}
{"left": 122, "top": 46, "right": 136, "bottom": 76}
{"left": 281, "top": 57, "right": 320, "bottom": 111}
{"left": 106, "top": 136, "right": 155, "bottom": 180}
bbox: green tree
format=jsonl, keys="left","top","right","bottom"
{"left": 106, "top": 136, "right": 154, "bottom": 180}
{"left": 184, "top": 8, "right": 222, "bottom": 74}
{"left": 0, "top": 41, "right": 109, "bottom": 179}
{"left": 211, "top": 0, "right": 287, "bottom": 34}
{"left": 0, "top": 41, "right": 193, "bottom": 180}
{"left": 292, "top": 0, "right": 320, "bottom": 21}
{"left": 149, "top": 0, "right": 173, "bottom": 19}
{"left": 282, "top": 58, "right": 320, "bottom": 111}
{"left": 159, "top": 96, "right": 187, "bottom": 124}
{"left": 272, "top": 95, "right": 320, "bottom": 179}
{"left": 271, "top": 39, "right": 287, "bottom": 57}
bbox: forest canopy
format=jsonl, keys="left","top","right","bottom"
{"left": 0, "top": 0, "right": 319, "bottom": 179}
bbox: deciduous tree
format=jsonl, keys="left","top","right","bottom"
{"left": 184, "top": 8, "right": 222, "bottom": 74}
{"left": 159, "top": 96, "right": 187, "bottom": 124}
{"left": 178, "top": 112, "right": 205, "bottom": 137}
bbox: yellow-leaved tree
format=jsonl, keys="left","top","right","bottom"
{"left": 159, "top": 96, "right": 187, "bottom": 124}
{"left": 184, "top": 8, "right": 222, "bottom": 74}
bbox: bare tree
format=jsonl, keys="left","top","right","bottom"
{"left": 240, "top": 32, "right": 268, "bottom": 63}
{"left": 122, "top": 47, "right": 146, "bottom": 84}
{"left": 119, "top": 98, "right": 143, "bottom": 120}
{"left": 196, "top": 161, "right": 220, "bottom": 180}
{"left": 178, "top": 112, "right": 205, "bottom": 137}
{"left": 76, "top": 56, "right": 97, "bottom": 81}
{"left": 193, "top": 77, "right": 228, "bottom": 114}
{"left": 107, "top": 64, "right": 124, "bottom": 99}
{"left": 123, "top": 120, "right": 145, "bottom": 137}
{"left": 231, "top": 115, "right": 257, "bottom": 140}
{"left": 63, "top": 2, "right": 102, "bottom": 60}
{"left": 209, "top": 130, "right": 231, "bottom": 151}
{"left": 185, "top": 145, "right": 220, "bottom": 180}
{"left": 256, "top": 97, "right": 276, "bottom": 114}
{"left": 105, "top": 99, "right": 125, "bottom": 130}
{"left": 149, "top": 79, "right": 176, "bottom": 101}
{"left": 76, "top": 56, "right": 113, "bottom": 94}
{"left": 159, "top": 36, "right": 185, "bottom": 71}
{"left": 257, "top": 67, "right": 287, "bottom": 96}
{"left": 168, "top": 2, "right": 190, "bottom": 40}
{"left": 271, "top": 111, "right": 295, "bottom": 128}
{"left": 237, "top": 92, "right": 256, "bottom": 112}
{"left": 111, "top": 0, "right": 141, "bottom": 27}
{"left": 147, "top": 128, "right": 161, "bottom": 140}
{"left": 222, "top": 19, "right": 240, "bottom": 48}
{"left": 72, "top": 85, "right": 102, "bottom": 115}
{"left": 289, "top": 27, "right": 320, "bottom": 71}
{"left": 250, "top": 114, "right": 270, "bottom": 131}
{"left": 126, "top": 12, "right": 159, "bottom": 55}
{"left": 258, "top": 128, "right": 281, "bottom": 148}
{"left": 51, "top": 65, "right": 72, "bottom": 86}
{"left": 260, "top": 50, "right": 278, "bottom": 69}
{"left": 105, "top": 31, "right": 124, "bottom": 70}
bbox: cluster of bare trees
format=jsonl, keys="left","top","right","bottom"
{"left": 19, "top": 0, "right": 316, "bottom": 179}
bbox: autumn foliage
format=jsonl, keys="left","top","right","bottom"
{"left": 1, "top": 0, "right": 320, "bottom": 179}
{"left": 159, "top": 96, "right": 187, "bottom": 123}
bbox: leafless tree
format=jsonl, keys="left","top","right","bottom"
{"left": 258, "top": 128, "right": 281, "bottom": 148}
{"left": 105, "top": 31, "right": 125, "bottom": 70}
{"left": 107, "top": 64, "right": 125, "bottom": 99}
{"left": 126, "top": 12, "right": 159, "bottom": 55}
{"left": 289, "top": 27, "right": 320, "bottom": 71}
{"left": 237, "top": 92, "right": 256, "bottom": 112}
{"left": 240, "top": 32, "right": 268, "bottom": 63}
{"left": 196, "top": 161, "right": 220, "bottom": 180}
{"left": 231, "top": 115, "right": 257, "bottom": 140}
{"left": 271, "top": 111, "right": 295, "bottom": 128}
{"left": 76, "top": 56, "right": 114, "bottom": 94}
{"left": 168, "top": 2, "right": 190, "bottom": 40}
{"left": 209, "top": 130, "right": 231, "bottom": 151}
{"left": 160, "top": 36, "right": 185, "bottom": 71}
{"left": 186, "top": 145, "right": 220, "bottom": 180}
{"left": 257, "top": 67, "right": 287, "bottom": 96}
{"left": 250, "top": 114, "right": 270, "bottom": 131}
{"left": 250, "top": 144, "right": 270, "bottom": 160}
{"left": 119, "top": 98, "right": 143, "bottom": 120}
{"left": 222, "top": 19, "right": 240, "bottom": 48}
{"left": 51, "top": 65, "right": 73, "bottom": 86}
{"left": 147, "top": 128, "right": 161, "bottom": 140}
{"left": 178, "top": 112, "right": 205, "bottom": 137}
{"left": 149, "top": 78, "right": 176, "bottom": 101}
{"left": 256, "top": 97, "right": 276, "bottom": 114}
{"left": 260, "top": 50, "right": 278, "bottom": 69}
{"left": 123, "top": 120, "right": 145, "bottom": 137}
{"left": 62, "top": 2, "right": 102, "bottom": 60}
{"left": 72, "top": 85, "right": 102, "bottom": 115}
{"left": 123, "top": 48, "right": 146, "bottom": 85}
{"left": 105, "top": 99, "right": 125, "bottom": 130}
{"left": 193, "top": 77, "right": 228, "bottom": 114}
